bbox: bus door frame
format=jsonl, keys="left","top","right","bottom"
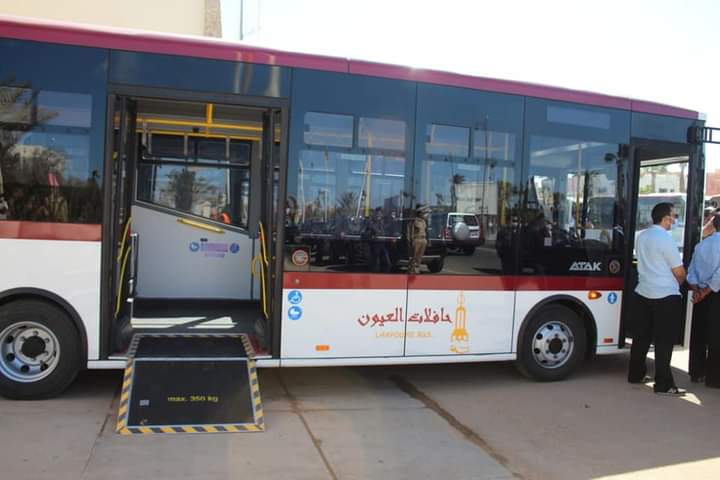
{"left": 619, "top": 138, "right": 704, "bottom": 348}
{"left": 100, "top": 85, "right": 289, "bottom": 360}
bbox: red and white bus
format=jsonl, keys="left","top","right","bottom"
{"left": 0, "top": 15, "right": 708, "bottom": 399}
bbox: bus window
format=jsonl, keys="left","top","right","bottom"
{"left": 0, "top": 87, "right": 101, "bottom": 224}
{"left": 290, "top": 112, "right": 409, "bottom": 272}
{"left": 635, "top": 160, "right": 689, "bottom": 255}
{"left": 521, "top": 136, "right": 626, "bottom": 275}
{"left": 134, "top": 99, "right": 260, "bottom": 230}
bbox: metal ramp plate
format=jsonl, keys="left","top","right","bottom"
{"left": 116, "top": 334, "right": 264, "bottom": 435}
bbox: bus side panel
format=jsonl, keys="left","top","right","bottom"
{"left": 513, "top": 290, "right": 622, "bottom": 352}
{"left": 0, "top": 239, "right": 101, "bottom": 360}
{"left": 280, "top": 288, "right": 406, "bottom": 358}
{"left": 405, "top": 289, "right": 515, "bottom": 355}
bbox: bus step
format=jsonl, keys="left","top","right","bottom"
{"left": 115, "top": 333, "right": 264, "bottom": 435}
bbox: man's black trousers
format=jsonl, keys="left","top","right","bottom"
{"left": 700, "top": 292, "right": 720, "bottom": 387}
{"left": 628, "top": 293, "right": 681, "bottom": 392}
{"left": 689, "top": 295, "right": 709, "bottom": 380}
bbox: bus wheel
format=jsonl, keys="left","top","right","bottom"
{"left": 427, "top": 258, "right": 444, "bottom": 273}
{"left": 516, "top": 304, "right": 586, "bottom": 382}
{"left": 0, "top": 300, "right": 81, "bottom": 399}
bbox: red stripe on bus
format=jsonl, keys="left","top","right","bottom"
{"left": 285, "top": 272, "right": 624, "bottom": 291}
{"left": 0, "top": 221, "right": 101, "bottom": 241}
{"left": 408, "top": 275, "right": 517, "bottom": 291}
{"left": 351, "top": 60, "right": 633, "bottom": 111}
{"left": 630, "top": 100, "right": 700, "bottom": 120}
{"left": 513, "top": 276, "right": 624, "bottom": 291}
{"left": 284, "top": 272, "right": 407, "bottom": 290}
{"left": 0, "top": 16, "right": 348, "bottom": 73}
{"left": 0, "top": 16, "right": 700, "bottom": 120}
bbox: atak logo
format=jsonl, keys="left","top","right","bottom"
{"left": 569, "top": 261, "right": 602, "bottom": 272}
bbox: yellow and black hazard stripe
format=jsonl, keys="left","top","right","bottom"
{"left": 126, "top": 333, "right": 142, "bottom": 358}
{"left": 248, "top": 359, "right": 264, "bottom": 429}
{"left": 116, "top": 333, "right": 264, "bottom": 435}
{"left": 240, "top": 333, "right": 256, "bottom": 359}
{"left": 116, "top": 357, "right": 134, "bottom": 434}
{"left": 119, "top": 424, "right": 264, "bottom": 435}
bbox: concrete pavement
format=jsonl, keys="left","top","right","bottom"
{"left": 1, "top": 349, "right": 718, "bottom": 479}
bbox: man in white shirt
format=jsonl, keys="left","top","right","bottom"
{"left": 628, "top": 202, "right": 687, "bottom": 395}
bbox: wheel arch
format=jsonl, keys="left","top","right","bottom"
{"left": 0, "top": 288, "right": 89, "bottom": 366}
{"left": 518, "top": 294, "right": 597, "bottom": 359}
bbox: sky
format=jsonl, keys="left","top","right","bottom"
{"left": 221, "top": 0, "right": 719, "bottom": 171}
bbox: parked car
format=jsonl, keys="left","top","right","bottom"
{"left": 429, "top": 212, "right": 484, "bottom": 255}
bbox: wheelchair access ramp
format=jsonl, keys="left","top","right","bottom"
{"left": 116, "top": 333, "right": 264, "bottom": 435}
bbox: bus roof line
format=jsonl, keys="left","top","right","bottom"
{"left": 0, "top": 14, "right": 700, "bottom": 121}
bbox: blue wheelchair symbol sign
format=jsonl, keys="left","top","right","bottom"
{"left": 608, "top": 292, "right": 618, "bottom": 305}
{"left": 288, "top": 290, "right": 303, "bottom": 305}
{"left": 288, "top": 306, "right": 303, "bottom": 321}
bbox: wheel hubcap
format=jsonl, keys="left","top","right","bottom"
{"left": 531, "top": 320, "right": 574, "bottom": 369}
{"left": 0, "top": 322, "right": 60, "bottom": 383}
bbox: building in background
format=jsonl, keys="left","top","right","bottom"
{"left": 0, "top": 0, "right": 222, "bottom": 37}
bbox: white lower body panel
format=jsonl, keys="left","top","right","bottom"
{"left": 513, "top": 290, "right": 623, "bottom": 351}
{"left": 0, "top": 239, "right": 101, "bottom": 360}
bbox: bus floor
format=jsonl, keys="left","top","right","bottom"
{"left": 123, "top": 298, "right": 268, "bottom": 355}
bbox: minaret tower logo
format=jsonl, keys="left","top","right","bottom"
{"left": 450, "top": 291, "right": 469, "bottom": 354}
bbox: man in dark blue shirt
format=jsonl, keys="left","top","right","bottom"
{"left": 687, "top": 213, "right": 720, "bottom": 387}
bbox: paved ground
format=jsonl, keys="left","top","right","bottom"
{"left": 1, "top": 350, "right": 719, "bottom": 480}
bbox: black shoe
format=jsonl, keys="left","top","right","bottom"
{"left": 629, "top": 375, "right": 653, "bottom": 384}
{"left": 654, "top": 386, "right": 687, "bottom": 396}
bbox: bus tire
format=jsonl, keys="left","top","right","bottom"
{"left": 516, "top": 304, "right": 586, "bottom": 382}
{"left": 0, "top": 299, "right": 81, "bottom": 399}
{"left": 427, "top": 258, "right": 444, "bottom": 273}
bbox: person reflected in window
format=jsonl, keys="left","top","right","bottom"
{"left": 408, "top": 205, "right": 429, "bottom": 274}
{"left": 365, "top": 207, "right": 391, "bottom": 273}
{"left": 522, "top": 209, "right": 549, "bottom": 273}
{"left": 220, "top": 208, "right": 231, "bottom": 225}
{"left": 496, "top": 215, "right": 518, "bottom": 274}
{"left": 0, "top": 195, "right": 8, "bottom": 220}
{"left": 628, "top": 202, "right": 687, "bottom": 396}
{"left": 687, "top": 213, "right": 720, "bottom": 387}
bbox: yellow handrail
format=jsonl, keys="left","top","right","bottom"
{"left": 114, "top": 218, "right": 132, "bottom": 319}
{"left": 117, "top": 217, "right": 132, "bottom": 262}
{"left": 115, "top": 247, "right": 131, "bottom": 318}
{"left": 251, "top": 221, "right": 270, "bottom": 319}
{"left": 177, "top": 217, "right": 225, "bottom": 234}
{"left": 259, "top": 221, "right": 269, "bottom": 267}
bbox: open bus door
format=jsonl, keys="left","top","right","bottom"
{"left": 101, "top": 93, "right": 285, "bottom": 357}
{"left": 103, "top": 96, "right": 138, "bottom": 355}
{"left": 619, "top": 136, "right": 704, "bottom": 347}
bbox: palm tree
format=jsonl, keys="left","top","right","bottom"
{"left": 450, "top": 174, "right": 466, "bottom": 211}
